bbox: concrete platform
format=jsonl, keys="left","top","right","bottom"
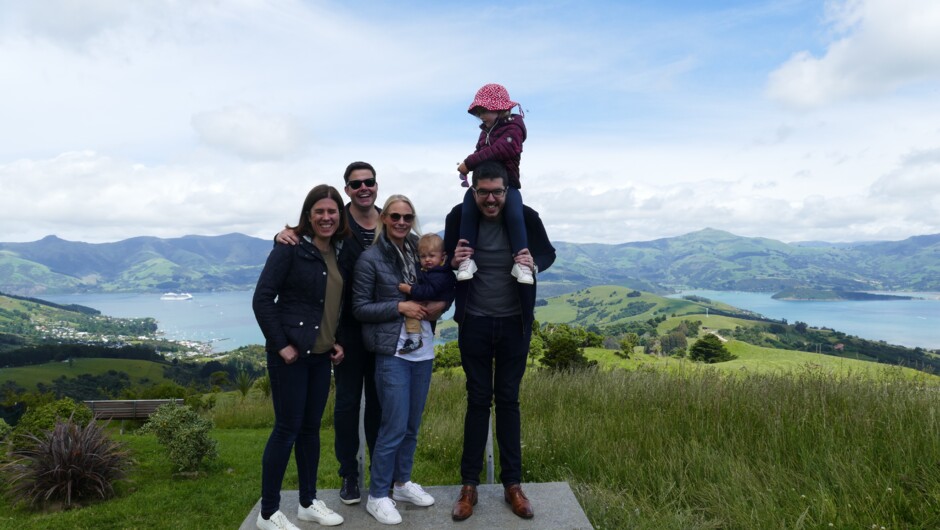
{"left": 240, "top": 482, "right": 593, "bottom": 529}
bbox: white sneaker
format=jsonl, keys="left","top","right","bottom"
{"left": 393, "top": 481, "right": 435, "bottom": 506}
{"left": 298, "top": 499, "right": 344, "bottom": 526}
{"left": 257, "top": 510, "right": 300, "bottom": 530}
{"left": 511, "top": 263, "right": 534, "bottom": 284}
{"left": 366, "top": 495, "right": 402, "bottom": 525}
{"left": 456, "top": 258, "right": 477, "bottom": 281}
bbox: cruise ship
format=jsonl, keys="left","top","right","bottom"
{"left": 160, "top": 292, "right": 193, "bottom": 301}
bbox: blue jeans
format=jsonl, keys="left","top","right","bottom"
{"left": 369, "top": 354, "right": 433, "bottom": 498}
{"left": 260, "top": 351, "right": 332, "bottom": 517}
{"left": 458, "top": 314, "right": 530, "bottom": 486}
{"left": 460, "top": 186, "right": 528, "bottom": 253}
{"left": 333, "top": 326, "right": 380, "bottom": 478}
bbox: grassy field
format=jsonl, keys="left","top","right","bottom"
{"left": 0, "top": 358, "right": 174, "bottom": 391}
{"left": 584, "top": 338, "right": 938, "bottom": 382}
{"left": 3, "top": 363, "right": 940, "bottom": 529}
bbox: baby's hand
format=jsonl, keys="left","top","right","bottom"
{"left": 398, "top": 282, "right": 412, "bottom": 295}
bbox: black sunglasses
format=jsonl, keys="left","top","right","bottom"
{"left": 347, "top": 178, "right": 376, "bottom": 190}
{"left": 388, "top": 213, "right": 415, "bottom": 222}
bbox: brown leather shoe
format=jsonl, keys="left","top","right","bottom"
{"left": 452, "top": 484, "right": 478, "bottom": 521}
{"left": 504, "top": 483, "right": 534, "bottom": 519}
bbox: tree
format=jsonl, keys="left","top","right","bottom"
{"left": 618, "top": 333, "right": 639, "bottom": 357}
{"left": 433, "top": 342, "right": 462, "bottom": 371}
{"left": 540, "top": 329, "right": 597, "bottom": 372}
{"left": 688, "top": 334, "right": 736, "bottom": 363}
{"left": 660, "top": 331, "right": 688, "bottom": 356}
{"left": 528, "top": 334, "right": 545, "bottom": 366}
{"left": 235, "top": 369, "right": 254, "bottom": 400}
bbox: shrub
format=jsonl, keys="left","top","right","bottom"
{"left": 253, "top": 374, "right": 271, "bottom": 399}
{"left": 688, "top": 334, "right": 737, "bottom": 363}
{"left": 140, "top": 403, "right": 218, "bottom": 472}
{"left": 3, "top": 416, "right": 129, "bottom": 509}
{"left": 0, "top": 417, "right": 11, "bottom": 442}
{"left": 12, "top": 398, "right": 94, "bottom": 453}
{"left": 433, "top": 342, "right": 462, "bottom": 372}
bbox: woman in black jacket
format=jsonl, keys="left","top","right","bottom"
{"left": 252, "top": 184, "right": 349, "bottom": 530}
{"left": 352, "top": 194, "right": 453, "bottom": 525}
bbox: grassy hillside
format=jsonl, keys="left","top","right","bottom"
{"left": 4, "top": 367, "right": 940, "bottom": 529}
{"left": 0, "top": 358, "right": 173, "bottom": 391}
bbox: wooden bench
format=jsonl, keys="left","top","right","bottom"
{"left": 83, "top": 399, "right": 184, "bottom": 420}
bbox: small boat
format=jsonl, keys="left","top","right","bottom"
{"left": 160, "top": 292, "right": 193, "bottom": 301}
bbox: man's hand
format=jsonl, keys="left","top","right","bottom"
{"left": 422, "top": 300, "right": 447, "bottom": 321}
{"left": 451, "top": 239, "right": 474, "bottom": 269}
{"left": 278, "top": 344, "right": 299, "bottom": 364}
{"left": 514, "top": 248, "right": 535, "bottom": 272}
{"left": 276, "top": 227, "right": 300, "bottom": 245}
{"left": 398, "top": 301, "right": 429, "bottom": 320}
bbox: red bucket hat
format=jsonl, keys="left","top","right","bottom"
{"left": 467, "top": 83, "right": 519, "bottom": 114}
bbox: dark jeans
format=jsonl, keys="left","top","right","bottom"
{"left": 333, "top": 327, "right": 380, "bottom": 478}
{"left": 261, "top": 350, "right": 332, "bottom": 517}
{"left": 460, "top": 186, "right": 528, "bottom": 253}
{"left": 458, "top": 314, "right": 531, "bottom": 486}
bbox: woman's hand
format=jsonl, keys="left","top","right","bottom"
{"left": 398, "top": 300, "right": 429, "bottom": 320}
{"left": 278, "top": 344, "right": 299, "bottom": 364}
{"left": 330, "top": 343, "right": 344, "bottom": 365}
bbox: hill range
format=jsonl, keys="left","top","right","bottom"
{"left": 1, "top": 228, "right": 939, "bottom": 296}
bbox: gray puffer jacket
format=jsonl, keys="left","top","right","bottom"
{"left": 352, "top": 232, "right": 417, "bottom": 356}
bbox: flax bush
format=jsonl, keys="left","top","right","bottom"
{"left": 3, "top": 416, "right": 130, "bottom": 510}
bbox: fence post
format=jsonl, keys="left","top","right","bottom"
{"left": 486, "top": 407, "right": 495, "bottom": 484}
{"left": 357, "top": 387, "right": 366, "bottom": 493}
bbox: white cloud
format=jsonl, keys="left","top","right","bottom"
{"left": 766, "top": 0, "right": 940, "bottom": 107}
{"left": 192, "top": 105, "right": 307, "bottom": 160}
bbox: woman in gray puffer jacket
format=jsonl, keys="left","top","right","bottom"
{"left": 352, "top": 194, "right": 453, "bottom": 524}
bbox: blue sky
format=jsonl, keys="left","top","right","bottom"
{"left": 1, "top": 0, "right": 939, "bottom": 244}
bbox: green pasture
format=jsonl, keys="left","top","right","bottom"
{"left": 0, "top": 358, "right": 173, "bottom": 391}
{"left": 4, "top": 366, "right": 940, "bottom": 529}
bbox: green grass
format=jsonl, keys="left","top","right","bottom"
{"left": 4, "top": 366, "right": 940, "bottom": 529}
{"left": 0, "top": 358, "right": 173, "bottom": 391}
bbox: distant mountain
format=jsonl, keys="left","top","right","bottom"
{"left": 0, "top": 233, "right": 272, "bottom": 295}
{"left": 538, "top": 228, "right": 940, "bottom": 294}
{"left": 1, "top": 228, "right": 938, "bottom": 295}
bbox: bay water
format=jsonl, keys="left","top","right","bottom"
{"left": 673, "top": 290, "right": 940, "bottom": 350}
{"left": 44, "top": 291, "right": 261, "bottom": 353}
{"left": 44, "top": 289, "right": 940, "bottom": 352}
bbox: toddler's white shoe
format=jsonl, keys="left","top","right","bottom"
{"left": 456, "top": 258, "right": 477, "bottom": 281}
{"left": 511, "top": 263, "right": 534, "bottom": 284}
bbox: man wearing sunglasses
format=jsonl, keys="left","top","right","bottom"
{"left": 443, "top": 160, "right": 556, "bottom": 522}
{"left": 276, "top": 161, "right": 383, "bottom": 506}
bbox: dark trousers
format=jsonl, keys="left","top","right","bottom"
{"left": 333, "top": 327, "right": 380, "bottom": 478}
{"left": 261, "top": 351, "right": 331, "bottom": 517}
{"left": 458, "top": 314, "right": 531, "bottom": 486}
